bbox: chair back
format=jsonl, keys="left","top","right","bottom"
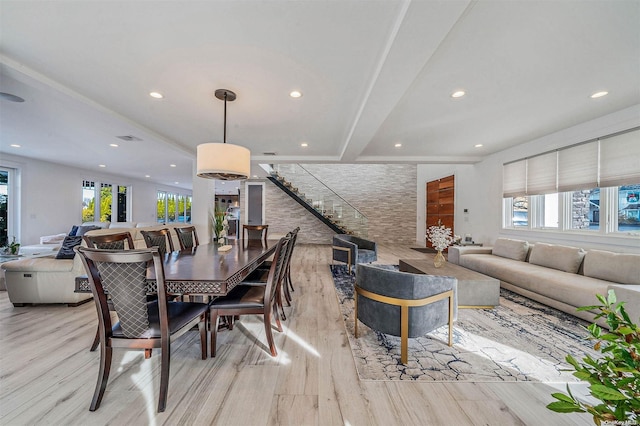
{"left": 83, "top": 231, "right": 135, "bottom": 250}
{"left": 174, "top": 226, "right": 199, "bottom": 250}
{"left": 264, "top": 235, "right": 290, "bottom": 307}
{"left": 77, "top": 247, "right": 169, "bottom": 339}
{"left": 243, "top": 224, "right": 268, "bottom": 243}
{"left": 141, "top": 228, "right": 175, "bottom": 256}
{"left": 355, "top": 264, "right": 457, "bottom": 338}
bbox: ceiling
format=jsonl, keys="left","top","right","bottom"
{"left": 1, "top": 1, "right": 638, "bottom": 191}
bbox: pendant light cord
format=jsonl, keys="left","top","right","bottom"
{"left": 223, "top": 92, "right": 227, "bottom": 144}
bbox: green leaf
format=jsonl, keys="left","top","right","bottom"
{"left": 590, "top": 384, "right": 627, "bottom": 401}
{"left": 607, "top": 289, "right": 616, "bottom": 305}
{"left": 596, "top": 294, "right": 607, "bottom": 305}
{"left": 617, "top": 326, "right": 634, "bottom": 335}
{"left": 546, "top": 401, "right": 584, "bottom": 413}
{"left": 550, "top": 392, "right": 575, "bottom": 403}
{"left": 577, "top": 305, "right": 601, "bottom": 312}
{"left": 565, "top": 354, "right": 580, "bottom": 369}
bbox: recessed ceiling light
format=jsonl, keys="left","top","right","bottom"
{"left": 145, "top": 175, "right": 151, "bottom": 178}
{"left": 174, "top": 182, "right": 179, "bottom": 184}
{"left": 475, "top": 144, "right": 483, "bottom": 148}
{"left": 252, "top": 175, "right": 258, "bottom": 178}
{"left": 109, "top": 143, "right": 118, "bottom": 147}
{"left": 170, "top": 164, "right": 176, "bottom": 168}
{"left": 590, "top": 91, "right": 608, "bottom": 98}
{"left": 10, "top": 144, "right": 20, "bottom": 148}
{"left": 149, "top": 91, "right": 164, "bottom": 99}
{"left": 451, "top": 90, "right": 466, "bottom": 98}
{"left": 394, "top": 143, "right": 402, "bottom": 148}
{"left": 289, "top": 90, "right": 302, "bottom": 98}
{"left": 99, "top": 164, "right": 106, "bottom": 168}
{"left": 301, "top": 143, "right": 308, "bottom": 147}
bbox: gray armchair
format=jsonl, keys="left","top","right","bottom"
{"left": 332, "top": 234, "right": 377, "bottom": 274}
{"left": 354, "top": 264, "right": 457, "bottom": 364}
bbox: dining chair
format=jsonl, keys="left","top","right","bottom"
{"left": 141, "top": 228, "right": 175, "bottom": 256}
{"left": 174, "top": 226, "right": 199, "bottom": 250}
{"left": 209, "top": 235, "right": 290, "bottom": 357}
{"left": 83, "top": 231, "right": 135, "bottom": 250}
{"left": 242, "top": 224, "right": 269, "bottom": 243}
{"left": 83, "top": 231, "right": 136, "bottom": 352}
{"left": 249, "top": 227, "right": 299, "bottom": 320}
{"left": 76, "top": 246, "right": 209, "bottom": 413}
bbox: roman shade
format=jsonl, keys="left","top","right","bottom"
{"left": 557, "top": 141, "right": 599, "bottom": 192}
{"left": 599, "top": 129, "right": 640, "bottom": 188}
{"left": 503, "top": 160, "right": 526, "bottom": 197}
{"left": 526, "top": 151, "right": 557, "bottom": 195}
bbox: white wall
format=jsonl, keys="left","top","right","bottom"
{"left": 417, "top": 104, "right": 640, "bottom": 253}
{"left": 0, "top": 153, "right": 190, "bottom": 246}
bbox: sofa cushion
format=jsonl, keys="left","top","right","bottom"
{"left": 491, "top": 238, "right": 529, "bottom": 261}
{"left": 528, "top": 243, "right": 585, "bottom": 274}
{"left": 584, "top": 250, "right": 640, "bottom": 285}
{"left": 109, "top": 222, "right": 136, "bottom": 229}
{"left": 55, "top": 236, "right": 83, "bottom": 259}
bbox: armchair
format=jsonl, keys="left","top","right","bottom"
{"left": 354, "top": 264, "right": 457, "bottom": 364}
{"left": 332, "top": 234, "right": 377, "bottom": 274}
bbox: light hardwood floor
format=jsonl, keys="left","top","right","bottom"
{"left": 0, "top": 244, "right": 592, "bottom": 425}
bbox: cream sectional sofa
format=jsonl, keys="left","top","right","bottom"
{"left": 2, "top": 223, "right": 192, "bottom": 307}
{"left": 449, "top": 238, "right": 640, "bottom": 327}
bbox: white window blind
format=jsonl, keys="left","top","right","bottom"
{"left": 503, "top": 160, "right": 526, "bottom": 197}
{"left": 600, "top": 129, "right": 640, "bottom": 187}
{"left": 558, "top": 141, "right": 599, "bottom": 192}
{"left": 526, "top": 151, "right": 557, "bottom": 195}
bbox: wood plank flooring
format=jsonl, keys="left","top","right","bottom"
{"left": 0, "top": 244, "right": 592, "bottom": 425}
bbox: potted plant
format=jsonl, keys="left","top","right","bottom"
{"left": 546, "top": 290, "right": 639, "bottom": 425}
{"left": 3, "top": 236, "right": 20, "bottom": 255}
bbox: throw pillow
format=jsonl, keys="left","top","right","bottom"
{"left": 69, "top": 225, "right": 79, "bottom": 236}
{"left": 492, "top": 238, "right": 529, "bottom": 261}
{"left": 75, "top": 225, "right": 100, "bottom": 236}
{"left": 55, "top": 236, "right": 83, "bottom": 259}
{"left": 583, "top": 250, "right": 640, "bottom": 284}
{"left": 528, "top": 243, "right": 586, "bottom": 274}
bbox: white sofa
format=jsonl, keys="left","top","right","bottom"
{"left": 1, "top": 223, "right": 193, "bottom": 307}
{"left": 449, "top": 238, "right": 640, "bottom": 327}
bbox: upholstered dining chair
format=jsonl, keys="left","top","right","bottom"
{"left": 209, "top": 235, "right": 290, "bottom": 357}
{"left": 76, "top": 246, "right": 209, "bottom": 413}
{"left": 83, "top": 231, "right": 136, "bottom": 352}
{"left": 242, "top": 224, "right": 269, "bottom": 243}
{"left": 332, "top": 234, "right": 377, "bottom": 274}
{"left": 83, "top": 231, "right": 135, "bottom": 250}
{"left": 141, "top": 228, "right": 175, "bottom": 256}
{"left": 174, "top": 226, "right": 199, "bottom": 250}
{"left": 354, "top": 264, "right": 457, "bottom": 364}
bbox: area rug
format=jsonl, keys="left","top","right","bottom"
{"left": 330, "top": 264, "right": 600, "bottom": 382}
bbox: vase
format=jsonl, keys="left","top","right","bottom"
{"left": 433, "top": 250, "right": 446, "bottom": 268}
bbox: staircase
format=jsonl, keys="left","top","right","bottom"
{"left": 261, "top": 164, "right": 368, "bottom": 237}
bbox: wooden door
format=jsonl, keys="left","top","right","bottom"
{"left": 426, "top": 175, "right": 454, "bottom": 248}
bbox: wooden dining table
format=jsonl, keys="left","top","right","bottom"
{"left": 74, "top": 239, "right": 278, "bottom": 296}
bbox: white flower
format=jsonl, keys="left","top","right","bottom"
{"left": 426, "top": 224, "right": 454, "bottom": 251}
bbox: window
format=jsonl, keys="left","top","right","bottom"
{"left": 570, "top": 189, "right": 599, "bottom": 231}
{"left": 512, "top": 196, "right": 529, "bottom": 227}
{"left": 0, "top": 167, "right": 15, "bottom": 246}
{"left": 504, "top": 185, "right": 639, "bottom": 235}
{"left": 619, "top": 185, "right": 640, "bottom": 232}
{"left": 157, "top": 191, "right": 192, "bottom": 224}
{"left": 82, "top": 180, "right": 130, "bottom": 223}
{"left": 82, "top": 180, "right": 96, "bottom": 222}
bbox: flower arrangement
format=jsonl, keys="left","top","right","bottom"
{"left": 426, "top": 224, "right": 454, "bottom": 252}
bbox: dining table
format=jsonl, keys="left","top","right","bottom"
{"left": 74, "top": 239, "right": 279, "bottom": 296}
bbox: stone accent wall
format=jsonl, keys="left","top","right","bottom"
{"left": 298, "top": 164, "right": 417, "bottom": 244}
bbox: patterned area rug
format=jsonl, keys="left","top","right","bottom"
{"left": 331, "top": 264, "right": 599, "bottom": 382}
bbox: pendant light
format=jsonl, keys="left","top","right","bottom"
{"left": 196, "top": 89, "right": 250, "bottom": 180}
